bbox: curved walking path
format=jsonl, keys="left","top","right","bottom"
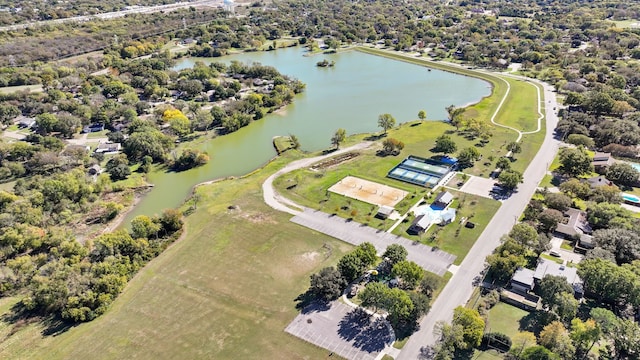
{"left": 262, "top": 142, "right": 373, "bottom": 215}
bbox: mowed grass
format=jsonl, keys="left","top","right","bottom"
{"left": 0, "top": 153, "right": 353, "bottom": 360}
{"left": 391, "top": 190, "right": 501, "bottom": 264}
{"left": 487, "top": 302, "right": 530, "bottom": 335}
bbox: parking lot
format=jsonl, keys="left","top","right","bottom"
{"left": 285, "top": 301, "right": 392, "bottom": 360}
{"left": 458, "top": 175, "right": 498, "bottom": 199}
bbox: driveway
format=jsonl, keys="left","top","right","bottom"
{"left": 457, "top": 175, "right": 497, "bottom": 199}
{"left": 285, "top": 301, "right": 392, "bottom": 360}
{"left": 549, "top": 237, "right": 584, "bottom": 264}
{"left": 291, "top": 209, "right": 456, "bottom": 276}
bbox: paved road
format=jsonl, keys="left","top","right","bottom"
{"left": 292, "top": 209, "right": 456, "bottom": 276}
{"left": 0, "top": 0, "right": 222, "bottom": 31}
{"left": 397, "top": 81, "right": 561, "bottom": 359}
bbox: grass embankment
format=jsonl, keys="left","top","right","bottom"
{"left": 0, "top": 152, "right": 353, "bottom": 360}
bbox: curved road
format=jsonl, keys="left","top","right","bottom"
{"left": 397, "top": 80, "right": 561, "bottom": 359}
{"left": 262, "top": 142, "right": 373, "bottom": 215}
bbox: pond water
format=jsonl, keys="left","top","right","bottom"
{"left": 124, "top": 47, "right": 491, "bottom": 223}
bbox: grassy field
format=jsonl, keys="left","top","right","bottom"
{"left": 486, "top": 302, "right": 530, "bottom": 335}
{"left": 0, "top": 153, "right": 353, "bottom": 360}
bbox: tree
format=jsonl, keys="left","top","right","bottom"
{"left": 508, "top": 223, "right": 539, "bottom": 249}
{"left": 446, "top": 105, "right": 466, "bottom": 129}
{"left": 539, "top": 321, "right": 575, "bottom": 359}
{"left": 591, "top": 307, "right": 640, "bottom": 358}
{"left": 331, "top": 128, "right": 346, "bottom": 149}
{"left": 105, "top": 154, "right": 130, "bottom": 181}
{"left": 566, "top": 134, "right": 594, "bottom": 148}
{"left": 506, "top": 141, "right": 522, "bottom": 154}
{"left": 309, "top": 267, "right": 347, "bottom": 301}
{"left": 570, "top": 318, "right": 600, "bottom": 357}
{"left": 420, "top": 272, "right": 443, "bottom": 298}
{"left": 587, "top": 202, "right": 633, "bottom": 230}
{"left": 496, "top": 157, "right": 511, "bottom": 171}
{"left": 377, "top": 113, "right": 396, "bottom": 134}
{"left": 589, "top": 185, "right": 621, "bottom": 204}
{"left": 452, "top": 306, "right": 485, "bottom": 349}
{"left": 553, "top": 292, "right": 579, "bottom": 323}
{"left": 544, "top": 193, "right": 572, "bottom": 212}
{"left": 558, "top": 147, "right": 593, "bottom": 177}
{"left": 382, "top": 138, "right": 405, "bottom": 155}
{"left": 130, "top": 215, "right": 161, "bottom": 239}
{"left": 594, "top": 228, "right": 640, "bottom": 264}
{"left": 559, "top": 178, "right": 591, "bottom": 199}
{"left": 509, "top": 332, "right": 538, "bottom": 357}
{"left": 0, "top": 104, "right": 20, "bottom": 125}
{"left": 606, "top": 163, "right": 640, "bottom": 187}
{"left": 538, "top": 275, "right": 573, "bottom": 309}
{"left": 359, "top": 282, "right": 388, "bottom": 312}
{"left": 578, "top": 259, "right": 640, "bottom": 307}
{"left": 537, "top": 209, "right": 564, "bottom": 233}
{"left": 383, "top": 244, "right": 407, "bottom": 265}
{"left": 498, "top": 170, "right": 523, "bottom": 190}
{"left": 434, "top": 135, "right": 458, "bottom": 154}
{"left": 457, "top": 147, "right": 481, "bottom": 168}
{"left": 520, "top": 346, "right": 560, "bottom": 360}
{"left": 35, "top": 113, "right": 58, "bottom": 135}
{"left": 392, "top": 260, "right": 424, "bottom": 290}
{"left": 486, "top": 239, "right": 527, "bottom": 283}
{"left": 418, "top": 110, "right": 426, "bottom": 120}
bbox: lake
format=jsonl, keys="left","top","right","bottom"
{"left": 123, "top": 47, "right": 491, "bottom": 222}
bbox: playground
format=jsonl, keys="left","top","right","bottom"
{"left": 328, "top": 176, "right": 408, "bottom": 207}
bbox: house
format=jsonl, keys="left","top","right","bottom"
{"left": 509, "top": 259, "right": 584, "bottom": 298}
{"left": 83, "top": 123, "right": 104, "bottom": 133}
{"left": 555, "top": 208, "right": 592, "bottom": 239}
{"left": 592, "top": 152, "right": 615, "bottom": 173}
{"left": 533, "top": 259, "right": 583, "bottom": 298}
{"left": 433, "top": 191, "right": 454, "bottom": 208}
{"left": 440, "top": 208, "right": 456, "bottom": 225}
{"left": 376, "top": 205, "right": 395, "bottom": 220}
{"left": 17, "top": 117, "right": 36, "bottom": 129}
{"left": 94, "top": 142, "right": 121, "bottom": 154}
{"left": 510, "top": 267, "right": 536, "bottom": 294}
{"left": 585, "top": 175, "right": 612, "bottom": 189}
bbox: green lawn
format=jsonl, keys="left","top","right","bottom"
{"left": 0, "top": 153, "right": 353, "bottom": 360}
{"left": 391, "top": 190, "right": 501, "bottom": 264}
{"left": 487, "top": 302, "right": 530, "bottom": 335}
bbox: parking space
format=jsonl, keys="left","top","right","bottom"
{"left": 458, "top": 175, "right": 498, "bottom": 199}
{"left": 285, "top": 301, "right": 392, "bottom": 360}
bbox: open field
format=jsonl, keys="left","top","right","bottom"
{"left": 0, "top": 153, "right": 353, "bottom": 360}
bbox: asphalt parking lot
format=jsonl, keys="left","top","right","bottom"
{"left": 285, "top": 301, "right": 392, "bottom": 360}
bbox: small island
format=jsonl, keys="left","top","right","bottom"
{"left": 316, "top": 59, "right": 336, "bottom": 67}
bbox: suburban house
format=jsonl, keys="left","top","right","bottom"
{"left": 592, "top": 152, "right": 615, "bottom": 173}
{"left": 376, "top": 205, "right": 395, "bottom": 220}
{"left": 83, "top": 123, "right": 105, "bottom": 133}
{"left": 95, "top": 142, "right": 122, "bottom": 154}
{"left": 584, "top": 175, "right": 613, "bottom": 189}
{"left": 433, "top": 191, "right": 454, "bottom": 208}
{"left": 17, "top": 116, "right": 36, "bottom": 129}
{"left": 509, "top": 259, "right": 584, "bottom": 298}
{"left": 555, "top": 208, "right": 593, "bottom": 250}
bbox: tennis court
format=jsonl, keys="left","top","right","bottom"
{"left": 328, "top": 176, "right": 408, "bottom": 207}
{"left": 387, "top": 156, "right": 454, "bottom": 187}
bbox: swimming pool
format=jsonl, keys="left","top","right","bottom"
{"left": 622, "top": 193, "right": 640, "bottom": 204}
{"left": 629, "top": 162, "right": 640, "bottom": 172}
